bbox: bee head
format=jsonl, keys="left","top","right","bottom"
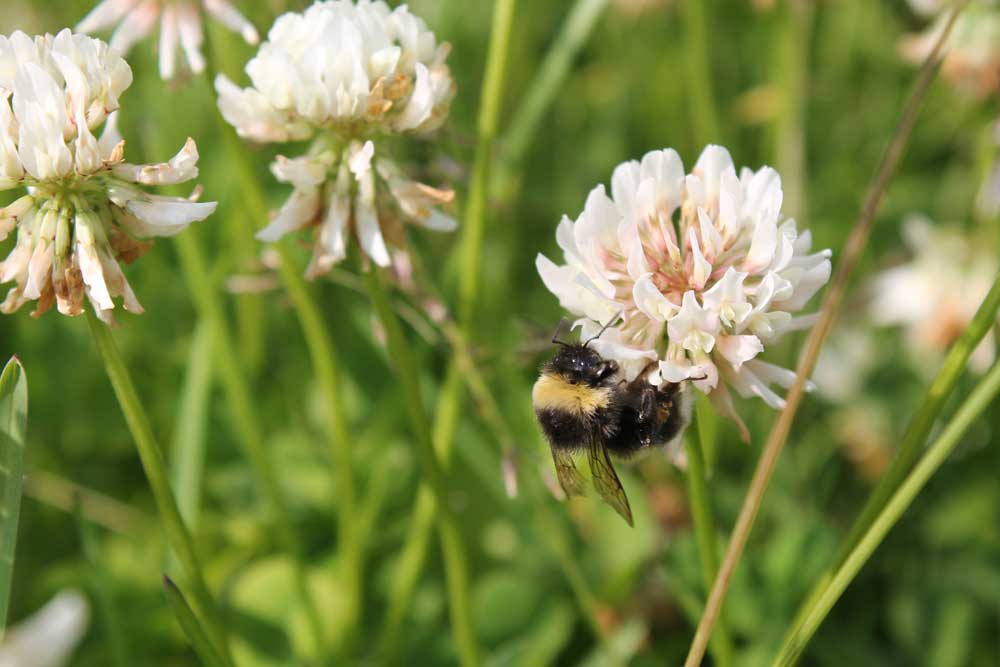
{"left": 550, "top": 344, "right": 619, "bottom": 387}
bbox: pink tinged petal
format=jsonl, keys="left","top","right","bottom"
{"left": 203, "top": 0, "right": 260, "bottom": 44}
{"left": 717, "top": 170, "right": 743, "bottom": 238}
{"left": 75, "top": 215, "right": 113, "bottom": 311}
{"left": 355, "top": 162, "right": 389, "bottom": 266}
{"left": 743, "top": 209, "right": 778, "bottom": 274}
{"left": 177, "top": 2, "right": 206, "bottom": 74}
{"left": 668, "top": 290, "right": 719, "bottom": 354}
{"left": 320, "top": 189, "right": 349, "bottom": 261}
{"left": 685, "top": 173, "right": 705, "bottom": 208}
{"left": 742, "top": 166, "right": 783, "bottom": 218}
{"left": 348, "top": 140, "right": 374, "bottom": 179}
{"left": 687, "top": 227, "right": 712, "bottom": 289}
{"left": 158, "top": 4, "right": 179, "bottom": 80}
{"left": 716, "top": 334, "right": 763, "bottom": 369}
{"left": 697, "top": 207, "right": 723, "bottom": 260}
{"left": 626, "top": 235, "right": 648, "bottom": 280}
{"left": 640, "top": 148, "right": 685, "bottom": 213}
{"left": 109, "top": 0, "right": 159, "bottom": 56}
{"left": 702, "top": 267, "right": 751, "bottom": 328}
{"left": 554, "top": 215, "right": 583, "bottom": 264}
{"left": 576, "top": 184, "right": 621, "bottom": 252}
{"left": 776, "top": 257, "right": 832, "bottom": 311}
{"left": 693, "top": 145, "right": 736, "bottom": 201}
{"left": 76, "top": 0, "right": 140, "bottom": 33}
{"left": 98, "top": 248, "right": 143, "bottom": 313}
{"left": 13, "top": 63, "right": 73, "bottom": 180}
{"left": 113, "top": 138, "right": 199, "bottom": 185}
{"left": 256, "top": 188, "right": 319, "bottom": 242}
{"left": 633, "top": 273, "right": 677, "bottom": 322}
{"left": 628, "top": 178, "right": 658, "bottom": 240}
{"left": 610, "top": 159, "right": 640, "bottom": 222}
{"left": 98, "top": 111, "right": 124, "bottom": 157}
{"left": 692, "top": 360, "right": 719, "bottom": 393}
{"left": 394, "top": 62, "right": 433, "bottom": 131}
{"left": 749, "top": 310, "right": 791, "bottom": 340}
{"left": 24, "top": 208, "right": 56, "bottom": 300}
{"left": 126, "top": 196, "right": 217, "bottom": 236}
{"left": 709, "top": 384, "right": 750, "bottom": 443}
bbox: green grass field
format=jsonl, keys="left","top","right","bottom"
{"left": 1, "top": 1, "right": 998, "bottom": 665}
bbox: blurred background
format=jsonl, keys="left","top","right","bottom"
{"left": 1, "top": 0, "right": 999, "bottom": 665}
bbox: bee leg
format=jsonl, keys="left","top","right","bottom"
{"left": 636, "top": 384, "right": 658, "bottom": 447}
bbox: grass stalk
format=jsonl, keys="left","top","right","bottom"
{"left": 773, "top": 358, "right": 1000, "bottom": 665}
{"left": 786, "top": 270, "right": 1000, "bottom": 638}
{"left": 273, "top": 242, "right": 362, "bottom": 652}
{"left": 362, "top": 266, "right": 480, "bottom": 667}
{"left": 172, "top": 231, "right": 326, "bottom": 660}
{"left": 492, "top": 0, "right": 608, "bottom": 198}
{"left": 163, "top": 576, "right": 230, "bottom": 667}
{"left": 682, "top": 0, "right": 721, "bottom": 145}
{"left": 84, "top": 310, "right": 233, "bottom": 667}
{"left": 681, "top": 7, "right": 965, "bottom": 666}
{"left": 170, "top": 320, "right": 214, "bottom": 530}
{"left": 684, "top": 430, "right": 734, "bottom": 667}
{"left": 378, "top": 0, "right": 517, "bottom": 654}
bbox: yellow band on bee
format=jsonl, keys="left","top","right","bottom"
{"left": 532, "top": 373, "right": 612, "bottom": 414}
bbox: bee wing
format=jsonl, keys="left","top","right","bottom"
{"left": 551, "top": 446, "right": 587, "bottom": 498}
{"left": 587, "top": 437, "right": 634, "bottom": 526}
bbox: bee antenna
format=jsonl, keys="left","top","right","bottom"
{"left": 550, "top": 318, "right": 571, "bottom": 346}
{"left": 584, "top": 311, "right": 623, "bottom": 348}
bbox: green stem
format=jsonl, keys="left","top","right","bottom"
{"left": 684, "top": 431, "right": 734, "bottom": 667}
{"left": 84, "top": 310, "right": 233, "bottom": 667}
{"left": 682, "top": 0, "right": 721, "bottom": 146}
{"left": 773, "top": 359, "right": 1000, "bottom": 666}
{"left": 379, "top": 0, "right": 516, "bottom": 655}
{"left": 458, "top": 0, "right": 518, "bottom": 324}
{"left": 172, "top": 232, "right": 327, "bottom": 661}
{"left": 363, "top": 267, "right": 480, "bottom": 667}
{"left": 493, "top": 0, "right": 608, "bottom": 198}
{"left": 274, "top": 242, "right": 362, "bottom": 654}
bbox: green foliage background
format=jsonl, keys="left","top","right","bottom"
{"left": 1, "top": 0, "right": 999, "bottom": 665}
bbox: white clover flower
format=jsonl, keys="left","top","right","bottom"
{"left": 869, "top": 215, "right": 998, "bottom": 373}
{"left": 900, "top": 1, "right": 1000, "bottom": 97}
{"left": 0, "top": 30, "right": 216, "bottom": 321}
{"left": 537, "top": 145, "right": 832, "bottom": 437}
{"left": 76, "top": 0, "right": 259, "bottom": 80}
{"left": 215, "top": 0, "right": 457, "bottom": 274}
{"left": 0, "top": 590, "right": 89, "bottom": 667}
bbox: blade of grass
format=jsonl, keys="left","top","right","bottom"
{"left": 24, "top": 470, "right": 145, "bottom": 535}
{"left": 171, "top": 320, "right": 214, "bottom": 530}
{"left": 164, "top": 576, "right": 229, "bottom": 667}
{"left": 492, "top": 0, "right": 608, "bottom": 198}
{"left": 363, "top": 265, "right": 480, "bottom": 667}
{"left": 0, "top": 357, "right": 27, "bottom": 637}
{"left": 199, "top": 33, "right": 363, "bottom": 655}
{"left": 773, "top": 358, "right": 1000, "bottom": 665}
{"left": 378, "top": 0, "right": 517, "bottom": 657}
{"left": 682, "top": 7, "right": 965, "bottom": 665}
{"left": 682, "top": 0, "right": 721, "bottom": 145}
{"left": 74, "top": 498, "right": 130, "bottom": 667}
{"left": 684, "top": 429, "right": 733, "bottom": 667}
{"left": 786, "top": 270, "right": 1000, "bottom": 640}
{"left": 84, "top": 311, "right": 234, "bottom": 667}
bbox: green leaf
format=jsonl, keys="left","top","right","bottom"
{"left": 163, "top": 576, "right": 229, "bottom": 667}
{"left": 0, "top": 356, "right": 27, "bottom": 636}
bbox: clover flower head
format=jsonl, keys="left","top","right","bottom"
{"left": 869, "top": 214, "right": 998, "bottom": 373}
{"left": 0, "top": 30, "right": 216, "bottom": 322}
{"left": 900, "top": 1, "right": 1000, "bottom": 97}
{"left": 216, "top": 0, "right": 457, "bottom": 274}
{"left": 537, "top": 145, "right": 832, "bottom": 438}
{"left": 76, "top": 0, "right": 259, "bottom": 80}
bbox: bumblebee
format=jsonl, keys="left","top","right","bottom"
{"left": 532, "top": 324, "right": 690, "bottom": 525}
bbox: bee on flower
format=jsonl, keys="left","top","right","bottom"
{"left": 0, "top": 29, "right": 216, "bottom": 322}
{"left": 76, "top": 0, "right": 259, "bottom": 80}
{"left": 536, "top": 145, "right": 832, "bottom": 439}
{"left": 214, "top": 0, "right": 457, "bottom": 277}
